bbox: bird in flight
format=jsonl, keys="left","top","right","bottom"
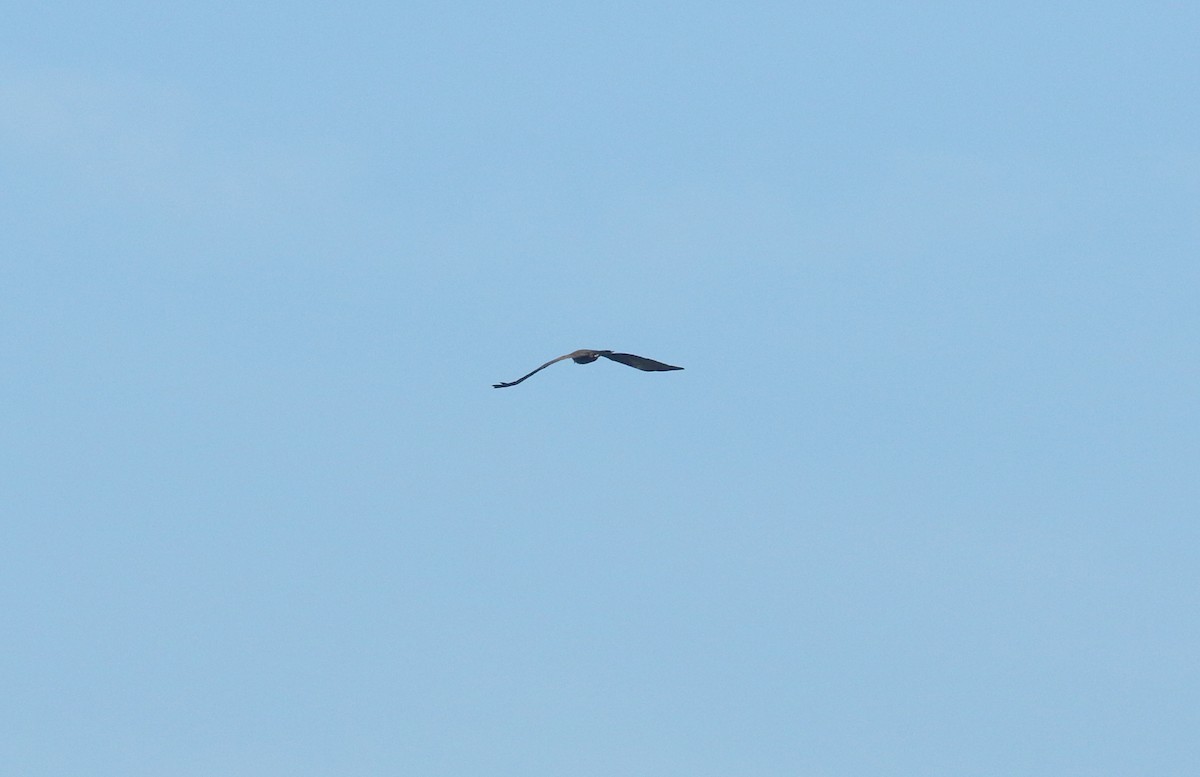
{"left": 493, "top": 349, "right": 683, "bottom": 388}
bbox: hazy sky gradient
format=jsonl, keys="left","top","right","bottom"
{"left": 3, "top": 3, "right": 1198, "bottom": 775}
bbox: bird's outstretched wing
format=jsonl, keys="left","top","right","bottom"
{"left": 492, "top": 353, "right": 577, "bottom": 388}
{"left": 600, "top": 352, "right": 684, "bottom": 372}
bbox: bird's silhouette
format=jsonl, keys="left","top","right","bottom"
{"left": 493, "top": 349, "right": 683, "bottom": 388}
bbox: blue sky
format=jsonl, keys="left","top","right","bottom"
{"left": 3, "top": 3, "right": 1198, "bottom": 775}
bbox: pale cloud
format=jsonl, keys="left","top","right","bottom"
{"left": 828, "top": 151, "right": 1067, "bottom": 256}
{"left": 0, "top": 69, "right": 357, "bottom": 222}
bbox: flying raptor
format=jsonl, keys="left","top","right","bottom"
{"left": 493, "top": 349, "right": 683, "bottom": 388}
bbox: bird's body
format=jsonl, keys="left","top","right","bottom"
{"left": 493, "top": 349, "right": 683, "bottom": 388}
